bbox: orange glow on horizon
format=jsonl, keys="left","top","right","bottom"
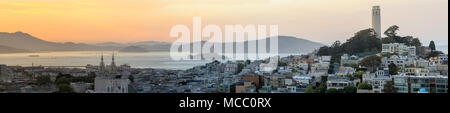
{"left": 0, "top": 0, "right": 447, "bottom": 43}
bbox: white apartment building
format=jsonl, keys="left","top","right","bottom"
{"left": 382, "top": 43, "right": 416, "bottom": 57}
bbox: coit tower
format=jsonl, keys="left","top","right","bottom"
{"left": 372, "top": 6, "right": 381, "bottom": 38}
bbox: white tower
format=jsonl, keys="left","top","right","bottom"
{"left": 372, "top": 6, "right": 381, "bottom": 38}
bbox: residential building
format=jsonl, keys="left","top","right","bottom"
{"left": 224, "top": 61, "right": 238, "bottom": 74}
{"left": 293, "top": 75, "right": 312, "bottom": 87}
{"left": 335, "top": 67, "right": 356, "bottom": 76}
{"left": 327, "top": 75, "right": 351, "bottom": 90}
{"left": 416, "top": 46, "right": 432, "bottom": 58}
{"left": 394, "top": 75, "right": 448, "bottom": 93}
{"left": 382, "top": 43, "right": 416, "bottom": 56}
{"left": 382, "top": 55, "right": 407, "bottom": 68}
{"left": 241, "top": 74, "right": 261, "bottom": 88}
{"left": 340, "top": 54, "right": 360, "bottom": 66}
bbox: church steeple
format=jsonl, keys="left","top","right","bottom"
{"left": 112, "top": 52, "right": 115, "bottom": 63}
{"left": 99, "top": 51, "right": 106, "bottom": 72}
{"left": 111, "top": 52, "right": 117, "bottom": 72}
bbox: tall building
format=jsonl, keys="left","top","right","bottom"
{"left": 372, "top": 6, "right": 381, "bottom": 38}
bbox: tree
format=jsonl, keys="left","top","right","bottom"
{"left": 89, "top": 84, "right": 94, "bottom": 90}
{"left": 426, "top": 51, "right": 444, "bottom": 59}
{"left": 343, "top": 86, "right": 357, "bottom": 93}
{"left": 350, "top": 64, "right": 359, "bottom": 69}
{"left": 305, "top": 86, "right": 314, "bottom": 93}
{"left": 317, "top": 28, "right": 381, "bottom": 64}
{"left": 72, "top": 74, "right": 95, "bottom": 83}
{"left": 359, "top": 55, "right": 382, "bottom": 72}
{"left": 353, "top": 71, "right": 365, "bottom": 83}
{"left": 357, "top": 82, "right": 373, "bottom": 90}
{"left": 326, "top": 88, "right": 338, "bottom": 93}
{"left": 129, "top": 75, "right": 135, "bottom": 82}
{"left": 410, "top": 38, "right": 422, "bottom": 47}
{"left": 316, "top": 83, "right": 327, "bottom": 93}
{"left": 56, "top": 73, "right": 72, "bottom": 80}
{"left": 388, "top": 63, "right": 399, "bottom": 75}
{"left": 401, "top": 52, "right": 409, "bottom": 57}
{"left": 272, "top": 69, "right": 278, "bottom": 73}
{"left": 278, "top": 61, "right": 287, "bottom": 67}
{"left": 36, "top": 75, "right": 52, "bottom": 86}
{"left": 328, "top": 64, "right": 335, "bottom": 74}
{"left": 382, "top": 25, "right": 422, "bottom": 47}
{"left": 382, "top": 37, "right": 395, "bottom": 44}
{"left": 291, "top": 68, "right": 298, "bottom": 73}
{"left": 55, "top": 76, "right": 72, "bottom": 85}
{"left": 245, "top": 60, "right": 251, "bottom": 65}
{"left": 382, "top": 81, "right": 397, "bottom": 93}
{"left": 320, "top": 76, "right": 328, "bottom": 84}
{"left": 384, "top": 25, "right": 399, "bottom": 38}
{"left": 57, "top": 84, "right": 74, "bottom": 93}
{"left": 331, "top": 40, "right": 341, "bottom": 48}
{"left": 237, "top": 63, "right": 245, "bottom": 74}
{"left": 429, "top": 41, "right": 436, "bottom": 51}
{"left": 353, "top": 71, "right": 364, "bottom": 79}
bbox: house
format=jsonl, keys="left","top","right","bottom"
{"left": 382, "top": 55, "right": 407, "bottom": 68}
{"left": 241, "top": 74, "right": 261, "bottom": 88}
{"left": 335, "top": 67, "right": 356, "bottom": 76}
{"left": 235, "top": 81, "right": 255, "bottom": 93}
{"left": 414, "top": 59, "right": 430, "bottom": 68}
{"left": 438, "top": 54, "right": 448, "bottom": 66}
{"left": 293, "top": 75, "right": 312, "bottom": 87}
{"left": 224, "top": 61, "right": 238, "bottom": 74}
{"left": 326, "top": 75, "right": 351, "bottom": 90}
{"left": 319, "top": 56, "right": 332, "bottom": 64}
{"left": 341, "top": 54, "right": 360, "bottom": 66}
{"left": 362, "top": 68, "right": 391, "bottom": 93}
{"left": 416, "top": 46, "right": 432, "bottom": 58}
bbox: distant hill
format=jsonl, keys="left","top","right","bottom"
{"left": 0, "top": 45, "right": 31, "bottom": 53}
{"left": 0, "top": 32, "right": 323, "bottom": 54}
{"left": 119, "top": 46, "right": 150, "bottom": 53}
{"left": 260, "top": 36, "right": 324, "bottom": 53}
{"left": 0, "top": 32, "right": 120, "bottom": 52}
{"left": 119, "top": 36, "right": 323, "bottom": 54}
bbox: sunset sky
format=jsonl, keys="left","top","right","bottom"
{"left": 0, "top": 0, "right": 448, "bottom": 43}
